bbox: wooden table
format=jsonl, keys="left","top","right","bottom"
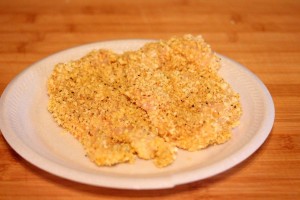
{"left": 0, "top": 0, "right": 299, "bottom": 199}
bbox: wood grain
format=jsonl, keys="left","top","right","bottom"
{"left": 0, "top": 0, "right": 299, "bottom": 199}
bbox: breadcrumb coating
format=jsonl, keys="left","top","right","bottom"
{"left": 47, "top": 34, "right": 242, "bottom": 167}
{"left": 47, "top": 55, "right": 176, "bottom": 167}
{"left": 138, "top": 35, "right": 242, "bottom": 150}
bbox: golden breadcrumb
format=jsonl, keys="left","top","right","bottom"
{"left": 47, "top": 34, "right": 242, "bottom": 167}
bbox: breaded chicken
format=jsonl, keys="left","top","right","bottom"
{"left": 47, "top": 55, "right": 176, "bottom": 167}
{"left": 47, "top": 34, "right": 242, "bottom": 167}
{"left": 137, "top": 35, "right": 242, "bottom": 150}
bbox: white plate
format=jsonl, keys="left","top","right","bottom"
{"left": 0, "top": 40, "right": 275, "bottom": 190}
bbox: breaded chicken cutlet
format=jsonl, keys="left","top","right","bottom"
{"left": 47, "top": 55, "right": 176, "bottom": 167}
{"left": 47, "top": 34, "right": 242, "bottom": 167}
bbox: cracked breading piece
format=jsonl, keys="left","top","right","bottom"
{"left": 47, "top": 55, "right": 176, "bottom": 167}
